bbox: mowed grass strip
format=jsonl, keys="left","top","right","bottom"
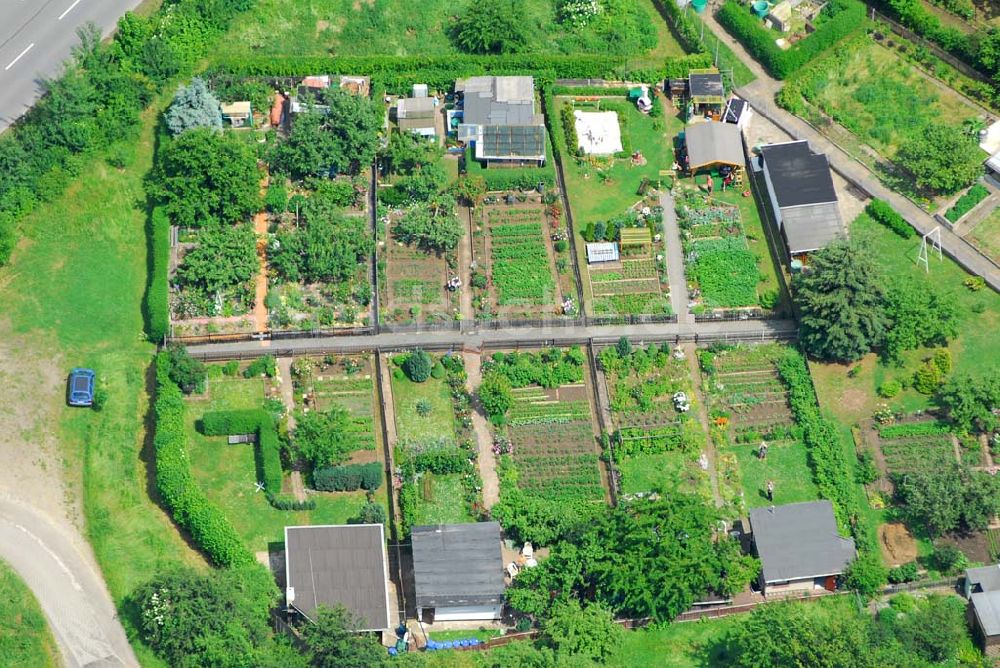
{"left": 0, "top": 560, "right": 59, "bottom": 667}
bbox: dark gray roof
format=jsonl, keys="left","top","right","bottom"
{"left": 969, "top": 564, "right": 1000, "bottom": 593}
{"left": 285, "top": 525, "right": 390, "bottom": 630}
{"left": 972, "top": 591, "right": 1000, "bottom": 637}
{"left": 760, "top": 141, "right": 838, "bottom": 208}
{"left": 411, "top": 523, "right": 505, "bottom": 609}
{"left": 685, "top": 121, "right": 744, "bottom": 169}
{"left": 477, "top": 125, "right": 546, "bottom": 160}
{"left": 689, "top": 72, "right": 724, "bottom": 101}
{"left": 781, "top": 202, "right": 844, "bottom": 254}
{"left": 724, "top": 98, "right": 748, "bottom": 124}
{"left": 749, "top": 501, "right": 855, "bottom": 584}
{"left": 458, "top": 76, "right": 540, "bottom": 127}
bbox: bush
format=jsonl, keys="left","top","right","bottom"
{"left": 878, "top": 379, "right": 902, "bottom": 398}
{"left": 865, "top": 199, "right": 914, "bottom": 239}
{"left": 267, "top": 495, "right": 316, "bottom": 511}
{"left": 430, "top": 362, "right": 446, "bottom": 380}
{"left": 145, "top": 207, "right": 170, "bottom": 341}
{"left": 313, "top": 463, "right": 383, "bottom": 492}
{"left": 351, "top": 502, "right": 387, "bottom": 525}
{"left": 201, "top": 409, "right": 267, "bottom": 436}
{"left": 404, "top": 350, "right": 433, "bottom": 383}
{"left": 166, "top": 344, "right": 206, "bottom": 394}
{"left": 264, "top": 181, "right": 288, "bottom": 213}
{"left": 222, "top": 360, "right": 240, "bottom": 376}
{"left": 843, "top": 551, "right": 888, "bottom": 597}
{"left": 929, "top": 544, "right": 967, "bottom": 575}
{"left": 945, "top": 184, "right": 989, "bottom": 223}
{"left": 912, "top": 360, "right": 942, "bottom": 394}
{"left": 244, "top": 354, "right": 277, "bottom": 378}
{"left": 856, "top": 451, "right": 879, "bottom": 484}
{"left": 888, "top": 561, "right": 919, "bottom": 584}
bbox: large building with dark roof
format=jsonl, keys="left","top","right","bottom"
{"left": 456, "top": 76, "right": 546, "bottom": 167}
{"left": 757, "top": 140, "right": 844, "bottom": 260}
{"left": 748, "top": 500, "right": 856, "bottom": 597}
{"left": 284, "top": 524, "right": 392, "bottom": 631}
{"left": 411, "top": 522, "right": 505, "bottom": 622}
{"left": 966, "top": 564, "right": 1000, "bottom": 656}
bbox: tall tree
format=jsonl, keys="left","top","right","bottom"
{"left": 294, "top": 406, "right": 359, "bottom": 469}
{"left": 794, "top": 239, "right": 889, "bottom": 362}
{"left": 936, "top": 371, "right": 1000, "bottom": 432}
{"left": 896, "top": 464, "right": 1000, "bottom": 536}
{"left": 881, "top": 279, "right": 959, "bottom": 363}
{"left": 896, "top": 123, "right": 984, "bottom": 195}
{"left": 165, "top": 77, "right": 222, "bottom": 136}
{"left": 540, "top": 599, "right": 623, "bottom": 663}
{"left": 451, "top": 0, "right": 530, "bottom": 54}
{"left": 303, "top": 605, "right": 384, "bottom": 668}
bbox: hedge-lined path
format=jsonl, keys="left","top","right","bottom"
{"left": 684, "top": 343, "right": 723, "bottom": 508}
{"left": 463, "top": 352, "right": 500, "bottom": 509}
{"left": 276, "top": 357, "right": 307, "bottom": 502}
{"left": 252, "top": 174, "right": 271, "bottom": 333}
{"left": 458, "top": 205, "right": 475, "bottom": 322}
{"left": 698, "top": 4, "right": 1000, "bottom": 291}
{"left": 660, "top": 190, "right": 690, "bottom": 324}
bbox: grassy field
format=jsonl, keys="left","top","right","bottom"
{"left": 411, "top": 473, "right": 476, "bottom": 525}
{"left": 810, "top": 212, "right": 1000, "bottom": 427}
{"left": 733, "top": 441, "right": 820, "bottom": 508}
{"left": 0, "top": 104, "right": 202, "bottom": 666}
{"left": 390, "top": 372, "right": 456, "bottom": 442}
{"left": 618, "top": 451, "right": 707, "bottom": 498}
{"left": 0, "top": 560, "right": 60, "bottom": 667}
{"left": 215, "top": 0, "right": 681, "bottom": 59}
{"left": 967, "top": 205, "right": 1000, "bottom": 264}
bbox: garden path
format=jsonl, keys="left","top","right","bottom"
{"left": 377, "top": 356, "right": 404, "bottom": 529}
{"left": 659, "top": 191, "right": 690, "bottom": 324}
{"left": 697, "top": 3, "right": 1000, "bottom": 291}
{"left": 684, "top": 343, "right": 723, "bottom": 508}
{"left": 252, "top": 174, "right": 271, "bottom": 333}
{"left": 462, "top": 352, "right": 500, "bottom": 509}
{"left": 276, "top": 357, "right": 307, "bottom": 502}
{"left": 458, "top": 205, "right": 474, "bottom": 321}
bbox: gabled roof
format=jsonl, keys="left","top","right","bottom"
{"left": 476, "top": 125, "right": 546, "bottom": 160}
{"left": 284, "top": 524, "right": 391, "bottom": 630}
{"left": 411, "top": 523, "right": 505, "bottom": 609}
{"left": 689, "top": 70, "right": 724, "bottom": 104}
{"left": 685, "top": 121, "right": 744, "bottom": 170}
{"left": 973, "top": 591, "right": 1000, "bottom": 637}
{"left": 759, "top": 141, "right": 838, "bottom": 208}
{"left": 969, "top": 564, "right": 1000, "bottom": 593}
{"left": 781, "top": 202, "right": 844, "bottom": 254}
{"left": 397, "top": 96, "right": 436, "bottom": 119}
{"left": 749, "top": 500, "right": 856, "bottom": 584}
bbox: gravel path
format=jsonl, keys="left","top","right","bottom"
{"left": 463, "top": 352, "right": 500, "bottom": 509}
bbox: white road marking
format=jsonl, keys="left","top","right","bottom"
{"left": 4, "top": 42, "right": 34, "bottom": 71}
{"left": 58, "top": 0, "right": 84, "bottom": 21}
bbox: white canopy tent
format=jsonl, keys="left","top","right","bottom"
{"left": 574, "top": 111, "right": 623, "bottom": 156}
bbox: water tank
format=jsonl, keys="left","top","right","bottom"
{"left": 413, "top": 84, "right": 429, "bottom": 98}
{"left": 790, "top": 259, "right": 804, "bottom": 273}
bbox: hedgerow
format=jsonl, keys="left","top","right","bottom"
{"left": 945, "top": 184, "right": 989, "bottom": 223}
{"left": 313, "top": 463, "right": 383, "bottom": 492}
{"left": 865, "top": 199, "right": 915, "bottom": 239}
{"left": 464, "top": 146, "right": 556, "bottom": 191}
{"left": 154, "top": 353, "right": 254, "bottom": 568}
{"left": 145, "top": 206, "right": 170, "bottom": 342}
{"left": 716, "top": 0, "right": 866, "bottom": 79}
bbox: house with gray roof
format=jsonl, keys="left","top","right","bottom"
{"left": 455, "top": 76, "right": 546, "bottom": 167}
{"left": 757, "top": 140, "right": 844, "bottom": 261}
{"left": 748, "top": 500, "right": 856, "bottom": 597}
{"left": 966, "top": 564, "right": 1000, "bottom": 656}
{"left": 284, "top": 524, "right": 392, "bottom": 631}
{"left": 411, "top": 522, "right": 505, "bottom": 622}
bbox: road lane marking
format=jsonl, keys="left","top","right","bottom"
{"left": 4, "top": 42, "right": 34, "bottom": 71}
{"left": 58, "top": 0, "right": 84, "bottom": 21}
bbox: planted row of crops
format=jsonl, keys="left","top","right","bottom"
{"left": 703, "top": 346, "right": 795, "bottom": 429}
{"left": 879, "top": 435, "right": 957, "bottom": 475}
{"left": 509, "top": 399, "right": 590, "bottom": 426}
{"left": 489, "top": 215, "right": 556, "bottom": 305}
{"left": 687, "top": 237, "right": 761, "bottom": 308}
{"left": 311, "top": 375, "right": 377, "bottom": 449}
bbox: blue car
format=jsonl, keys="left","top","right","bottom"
{"left": 67, "top": 368, "right": 96, "bottom": 407}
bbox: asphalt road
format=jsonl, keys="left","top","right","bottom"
{"left": 0, "top": 0, "right": 145, "bottom": 133}
{"left": 0, "top": 497, "right": 137, "bottom": 667}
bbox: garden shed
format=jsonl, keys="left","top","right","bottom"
{"left": 684, "top": 121, "right": 744, "bottom": 173}
{"left": 574, "top": 110, "right": 623, "bottom": 155}
{"left": 411, "top": 523, "right": 505, "bottom": 622}
{"left": 284, "top": 524, "right": 392, "bottom": 631}
{"left": 758, "top": 140, "right": 843, "bottom": 260}
{"left": 748, "top": 501, "right": 856, "bottom": 597}
{"left": 966, "top": 564, "right": 1000, "bottom": 656}
{"left": 688, "top": 69, "right": 725, "bottom": 116}
{"left": 586, "top": 242, "right": 620, "bottom": 264}
{"left": 220, "top": 101, "right": 251, "bottom": 127}
{"left": 396, "top": 96, "right": 438, "bottom": 138}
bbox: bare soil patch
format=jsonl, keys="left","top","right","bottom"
{"left": 879, "top": 522, "right": 918, "bottom": 567}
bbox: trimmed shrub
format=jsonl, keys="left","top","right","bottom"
{"left": 877, "top": 379, "right": 902, "bottom": 398}
{"left": 201, "top": 409, "right": 267, "bottom": 436}
{"left": 200, "top": 409, "right": 283, "bottom": 494}
{"left": 145, "top": 206, "right": 170, "bottom": 341}
{"left": 865, "top": 199, "right": 914, "bottom": 239}
{"left": 464, "top": 145, "right": 556, "bottom": 191}
{"left": 267, "top": 495, "right": 316, "bottom": 511}
{"left": 244, "top": 354, "right": 277, "bottom": 378}
{"left": 404, "top": 350, "right": 433, "bottom": 383}
{"left": 313, "top": 463, "right": 383, "bottom": 492}
{"left": 945, "top": 184, "right": 989, "bottom": 223}
{"left": 430, "top": 362, "right": 446, "bottom": 380}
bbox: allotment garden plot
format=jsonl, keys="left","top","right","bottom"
{"left": 379, "top": 209, "right": 458, "bottom": 325}
{"left": 599, "top": 343, "right": 708, "bottom": 497}
{"left": 472, "top": 201, "right": 571, "bottom": 319}
{"left": 292, "top": 355, "right": 380, "bottom": 458}
{"left": 700, "top": 344, "right": 820, "bottom": 510}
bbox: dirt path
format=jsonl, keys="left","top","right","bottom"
{"left": 252, "top": 174, "right": 271, "bottom": 333}
{"left": 685, "top": 343, "right": 723, "bottom": 508}
{"left": 660, "top": 190, "right": 690, "bottom": 324}
{"left": 463, "top": 352, "right": 500, "bottom": 509}
{"left": 276, "top": 357, "right": 306, "bottom": 502}
{"left": 458, "top": 205, "right": 475, "bottom": 322}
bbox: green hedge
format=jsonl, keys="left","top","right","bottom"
{"left": 945, "top": 183, "right": 989, "bottom": 223}
{"left": 154, "top": 353, "right": 254, "bottom": 568}
{"left": 209, "top": 53, "right": 714, "bottom": 94}
{"left": 865, "top": 199, "right": 915, "bottom": 239}
{"left": 145, "top": 206, "right": 170, "bottom": 342}
{"left": 200, "top": 409, "right": 283, "bottom": 496}
{"left": 652, "top": 0, "right": 756, "bottom": 86}
{"left": 464, "top": 146, "right": 556, "bottom": 191}
{"left": 313, "top": 463, "right": 383, "bottom": 492}
{"left": 716, "top": 0, "right": 866, "bottom": 80}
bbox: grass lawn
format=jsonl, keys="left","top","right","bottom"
{"left": 412, "top": 473, "right": 475, "bottom": 525}
{"left": 733, "top": 442, "right": 820, "bottom": 508}
{"left": 0, "top": 104, "right": 204, "bottom": 665}
{"left": 607, "top": 617, "right": 738, "bottom": 668}
{"left": 215, "top": 0, "right": 679, "bottom": 60}
{"left": 967, "top": 204, "right": 1000, "bottom": 264}
{"left": 390, "top": 372, "right": 456, "bottom": 442}
{"left": 0, "top": 560, "right": 59, "bottom": 667}
{"left": 810, "top": 212, "right": 1000, "bottom": 428}
{"left": 618, "top": 452, "right": 708, "bottom": 498}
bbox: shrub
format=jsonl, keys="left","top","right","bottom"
{"left": 945, "top": 184, "right": 989, "bottom": 223}
{"left": 430, "top": 362, "right": 446, "bottom": 380}
{"left": 478, "top": 371, "right": 514, "bottom": 421}
{"left": 404, "top": 350, "right": 433, "bottom": 383}
{"left": 554, "top": 239, "right": 568, "bottom": 253}
{"left": 856, "top": 451, "right": 879, "bottom": 484}
{"left": 932, "top": 349, "right": 952, "bottom": 375}
{"left": 267, "top": 495, "right": 316, "bottom": 511}
{"left": 888, "top": 562, "right": 919, "bottom": 584}
{"left": 264, "top": 181, "right": 288, "bottom": 213}
{"left": 843, "top": 551, "right": 888, "bottom": 597}
{"left": 929, "top": 544, "right": 967, "bottom": 575}
{"left": 91, "top": 385, "right": 108, "bottom": 412}
{"left": 244, "top": 354, "right": 277, "bottom": 378}
{"left": 351, "top": 502, "right": 387, "bottom": 525}
{"left": 313, "top": 463, "right": 383, "bottom": 492}
{"left": 222, "top": 360, "right": 240, "bottom": 376}
{"left": 415, "top": 399, "right": 433, "bottom": 417}
{"left": 145, "top": 207, "right": 170, "bottom": 341}
{"left": 201, "top": 409, "right": 267, "bottom": 436}
{"left": 878, "top": 379, "right": 902, "bottom": 398}
{"left": 912, "top": 360, "right": 942, "bottom": 394}
{"left": 166, "top": 344, "right": 206, "bottom": 394}
{"left": 865, "top": 199, "right": 914, "bottom": 239}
